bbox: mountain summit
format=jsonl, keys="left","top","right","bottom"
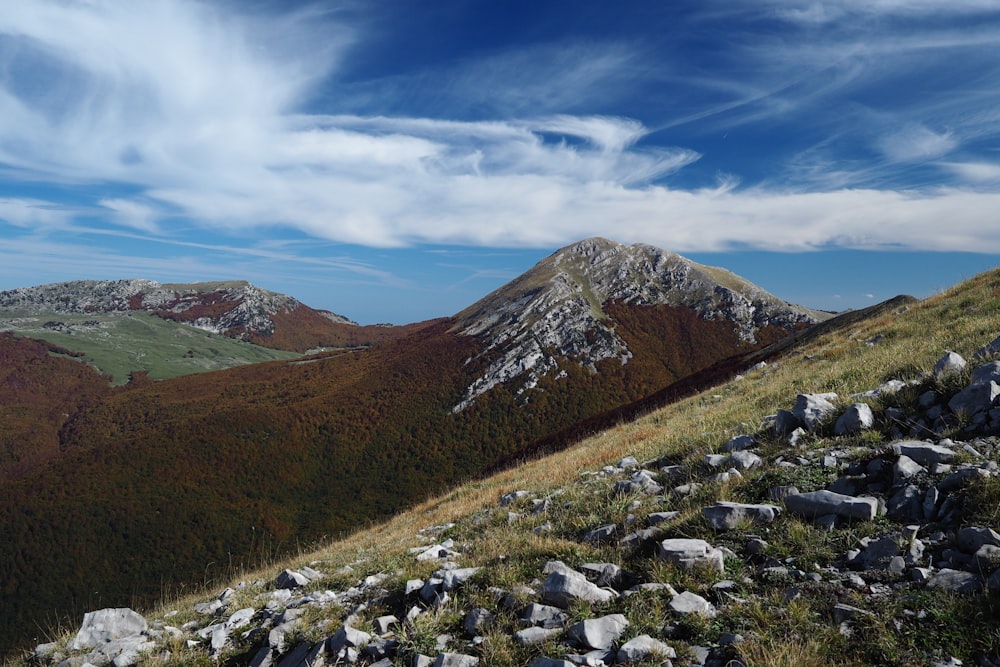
{"left": 453, "top": 238, "right": 823, "bottom": 410}
{"left": 0, "top": 279, "right": 367, "bottom": 353}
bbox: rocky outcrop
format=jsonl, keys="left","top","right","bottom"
{"left": 0, "top": 279, "right": 355, "bottom": 341}
{"left": 29, "top": 339, "right": 1000, "bottom": 667}
{"left": 452, "top": 238, "right": 822, "bottom": 411}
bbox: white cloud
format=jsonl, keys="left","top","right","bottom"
{"left": 941, "top": 161, "right": 1000, "bottom": 184}
{"left": 99, "top": 198, "right": 160, "bottom": 233}
{"left": 877, "top": 124, "right": 957, "bottom": 163}
{"left": 0, "top": 198, "right": 73, "bottom": 228}
{"left": 0, "top": 0, "right": 999, "bottom": 265}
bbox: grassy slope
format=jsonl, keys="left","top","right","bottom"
{"left": 35, "top": 266, "right": 996, "bottom": 667}
{"left": 0, "top": 311, "right": 300, "bottom": 383}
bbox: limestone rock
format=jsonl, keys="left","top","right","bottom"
{"left": 515, "top": 626, "right": 561, "bottom": 646}
{"left": 616, "top": 635, "right": 676, "bottom": 663}
{"left": 567, "top": 614, "right": 629, "bottom": 650}
{"left": 540, "top": 564, "right": 617, "bottom": 608}
{"left": 71, "top": 608, "right": 148, "bottom": 651}
{"left": 275, "top": 569, "right": 310, "bottom": 590}
{"left": 793, "top": 393, "right": 838, "bottom": 431}
{"left": 933, "top": 351, "right": 967, "bottom": 378}
{"left": 890, "top": 441, "right": 956, "bottom": 466}
{"left": 835, "top": 403, "right": 875, "bottom": 435}
{"left": 669, "top": 591, "right": 717, "bottom": 618}
{"left": 949, "top": 380, "right": 1000, "bottom": 417}
{"left": 926, "top": 569, "right": 984, "bottom": 593}
{"left": 433, "top": 653, "right": 479, "bottom": 667}
{"left": 702, "top": 501, "right": 781, "bottom": 530}
{"left": 658, "top": 538, "right": 725, "bottom": 573}
{"left": 783, "top": 490, "right": 878, "bottom": 522}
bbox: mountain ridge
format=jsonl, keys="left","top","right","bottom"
{"left": 453, "top": 237, "right": 824, "bottom": 410}
{"left": 0, "top": 238, "right": 825, "bottom": 655}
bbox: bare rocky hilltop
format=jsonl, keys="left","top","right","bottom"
{"left": 453, "top": 238, "right": 825, "bottom": 411}
{"left": 0, "top": 279, "right": 354, "bottom": 340}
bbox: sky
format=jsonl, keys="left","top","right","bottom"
{"left": 1, "top": 1, "right": 1000, "bottom": 324}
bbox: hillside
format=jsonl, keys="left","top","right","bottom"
{"left": 18, "top": 265, "right": 1000, "bottom": 667}
{"left": 0, "top": 280, "right": 414, "bottom": 372}
{"left": 0, "top": 240, "right": 820, "bottom": 656}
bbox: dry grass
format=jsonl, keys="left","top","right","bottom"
{"left": 20, "top": 267, "right": 1000, "bottom": 666}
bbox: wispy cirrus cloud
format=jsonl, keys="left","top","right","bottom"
{"left": 0, "top": 0, "right": 998, "bottom": 282}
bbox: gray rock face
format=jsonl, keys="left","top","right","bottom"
{"left": 793, "top": 393, "right": 838, "bottom": 430}
{"left": 520, "top": 603, "right": 569, "bottom": 629}
{"left": 948, "top": 381, "right": 1000, "bottom": 416}
{"left": 616, "top": 635, "right": 676, "bottom": 663}
{"left": 529, "top": 659, "right": 576, "bottom": 667}
{"left": 275, "top": 569, "right": 310, "bottom": 590}
{"left": 971, "top": 361, "right": 1000, "bottom": 385}
{"left": 452, "top": 238, "right": 820, "bottom": 411}
{"left": 71, "top": 608, "right": 148, "bottom": 651}
{"left": 783, "top": 490, "right": 878, "bottom": 522}
{"left": 433, "top": 653, "right": 480, "bottom": 667}
{"left": 658, "top": 539, "right": 725, "bottom": 573}
{"left": 702, "top": 501, "right": 781, "bottom": 530}
{"left": 669, "top": 591, "right": 717, "bottom": 618}
{"left": 567, "top": 614, "right": 629, "bottom": 650}
{"left": 927, "top": 569, "right": 984, "bottom": 593}
{"left": 933, "top": 352, "right": 967, "bottom": 378}
{"left": 835, "top": 403, "right": 875, "bottom": 435}
{"left": 540, "top": 564, "right": 617, "bottom": 608}
{"left": 890, "top": 441, "right": 956, "bottom": 466}
{"left": 515, "top": 626, "right": 562, "bottom": 646}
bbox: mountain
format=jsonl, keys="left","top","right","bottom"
{"left": 0, "top": 239, "right": 823, "bottom": 655}
{"left": 21, "top": 265, "right": 999, "bottom": 667}
{"left": 0, "top": 280, "right": 424, "bottom": 384}
{"left": 453, "top": 238, "right": 823, "bottom": 410}
{"left": 0, "top": 278, "right": 409, "bottom": 355}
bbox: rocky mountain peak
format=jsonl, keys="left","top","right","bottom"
{"left": 0, "top": 279, "right": 351, "bottom": 341}
{"left": 452, "top": 238, "right": 823, "bottom": 411}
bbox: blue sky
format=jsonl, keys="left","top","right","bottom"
{"left": 2, "top": 1, "right": 1000, "bottom": 324}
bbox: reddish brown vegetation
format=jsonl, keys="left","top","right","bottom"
{"left": 0, "top": 306, "right": 805, "bottom": 654}
{"left": 0, "top": 333, "right": 111, "bottom": 482}
{"left": 250, "top": 307, "right": 431, "bottom": 352}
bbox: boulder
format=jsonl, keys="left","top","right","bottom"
{"left": 463, "top": 609, "right": 494, "bottom": 637}
{"left": 567, "top": 614, "right": 629, "bottom": 650}
{"left": 702, "top": 501, "right": 781, "bottom": 530}
{"left": 529, "top": 659, "right": 575, "bottom": 667}
{"left": 433, "top": 654, "right": 479, "bottom": 667}
{"left": 275, "top": 569, "right": 310, "bottom": 590}
{"left": 519, "top": 603, "right": 569, "bottom": 629}
{"left": 658, "top": 538, "right": 725, "bottom": 573}
{"left": 722, "top": 435, "right": 756, "bottom": 452}
{"left": 974, "top": 335, "right": 1000, "bottom": 360}
{"left": 540, "top": 565, "right": 617, "bottom": 608}
{"left": 668, "top": 591, "right": 717, "bottom": 618}
{"left": 956, "top": 526, "right": 1000, "bottom": 554}
{"left": 948, "top": 381, "right": 1000, "bottom": 417}
{"left": 971, "top": 361, "right": 1000, "bottom": 385}
{"left": 616, "top": 635, "right": 676, "bottom": 663}
{"left": 783, "top": 490, "right": 878, "bottom": 522}
{"left": 835, "top": 403, "right": 875, "bottom": 435}
{"left": 933, "top": 352, "right": 967, "bottom": 378}
{"left": 893, "top": 455, "right": 925, "bottom": 485}
{"left": 793, "top": 393, "right": 838, "bottom": 431}
{"left": 515, "top": 626, "right": 562, "bottom": 646}
{"left": 890, "top": 441, "right": 956, "bottom": 466}
{"left": 926, "top": 569, "right": 984, "bottom": 593}
{"left": 71, "top": 608, "right": 148, "bottom": 651}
